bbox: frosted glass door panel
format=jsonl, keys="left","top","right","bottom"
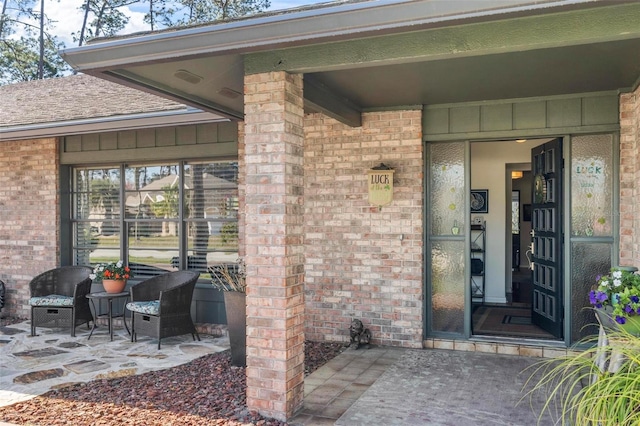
{"left": 430, "top": 143, "right": 465, "bottom": 236}
{"left": 571, "top": 134, "right": 613, "bottom": 237}
{"left": 571, "top": 243, "right": 611, "bottom": 342}
{"left": 431, "top": 241, "right": 465, "bottom": 334}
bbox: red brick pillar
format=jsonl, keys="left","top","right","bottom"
{"left": 243, "top": 71, "right": 305, "bottom": 420}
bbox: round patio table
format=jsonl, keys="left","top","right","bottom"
{"left": 86, "top": 291, "right": 130, "bottom": 341}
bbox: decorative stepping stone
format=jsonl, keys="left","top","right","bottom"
{"left": 63, "top": 359, "right": 109, "bottom": 374}
{"left": 0, "top": 327, "right": 23, "bottom": 335}
{"left": 51, "top": 381, "right": 82, "bottom": 390}
{"left": 13, "top": 368, "right": 66, "bottom": 384}
{"left": 95, "top": 368, "right": 137, "bottom": 379}
{"left": 180, "top": 344, "right": 212, "bottom": 356}
{"left": 127, "top": 353, "right": 168, "bottom": 359}
{"left": 58, "top": 341, "right": 85, "bottom": 349}
{"left": 13, "top": 347, "right": 68, "bottom": 359}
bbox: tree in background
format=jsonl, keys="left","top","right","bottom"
{"left": 0, "top": 0, "right": 271, "bottom": 85}
{"left": 76, "top": 0, "right": 134, "bottom": 46}
{"left": 0, "top": 0, "right": 70, "bottom": 83}
{"left": 152, "top": 0, "right": 270, "bottom": 27}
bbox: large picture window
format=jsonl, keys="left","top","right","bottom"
{"left": 71, "top": 161, "right": 239, "bottom": 281}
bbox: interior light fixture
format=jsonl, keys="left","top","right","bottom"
{"left": 516, "top": 139, "right": 527, "bottom": 143}
{"left": 512, "top": 171, "right": 524, "bottom": 179}
{"left": 173, "top": 69, "right": 203, "bottom": 85}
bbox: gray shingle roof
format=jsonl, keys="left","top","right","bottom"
{"left": 0, "top": 74, "right": 188, "bottom": 128}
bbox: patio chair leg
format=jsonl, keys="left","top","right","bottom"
{"left": 157, "top": 339, "right": 161, "bottom": 350}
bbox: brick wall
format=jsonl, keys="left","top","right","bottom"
{"left": 0, "top": 138, "right": 60, "bottom": 318}
{"left": 303, "top": 110, "right": 424, "bottom": 348}
{"left": 619, "top": 87, "right": 640, "bottom": 267}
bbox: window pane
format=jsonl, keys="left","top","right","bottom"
{"left": 127, "top": 222, "right": 179, "bottom": 279}
{"left": 125, "top": 164, "right": 180, "bottom": 220}
{"left": 184, "top": 162, "right": 239, "bottom": 221}
{"left": 71, "top": 167, "right": 122, "bottom": 267}
{"left": 182, "top": 161, "right": 239, "bottom": 276}
{"left": 72, "top": 161, "right": 240, "bottom": 280}
{"left": 73, "top": 168, "right": 120, "bottom": 220}
{"left": 73, "top": 224, "right": 121, "bottom": 266}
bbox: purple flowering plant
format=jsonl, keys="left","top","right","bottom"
{"left": 589, "top": 268, "right": 640, "bottom": 325}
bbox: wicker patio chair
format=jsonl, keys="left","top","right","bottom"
{"left": 29, "top": 266, "right": 94, "bottom": 337}
{"left": 126, "top": 270, "right": 200, "bottom": 349}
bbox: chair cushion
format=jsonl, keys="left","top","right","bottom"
{"left": 126, "top": 300, "right": 160, "bottom": 315}
{"left": 29, "top": 295, "right": 74, "bottom": 307}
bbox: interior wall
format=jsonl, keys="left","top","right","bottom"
{"left": 513, "top": 171, "right": 533, "bottom": 269}
{"left": 471, "top": 139, "right": 547, "bottom": 304}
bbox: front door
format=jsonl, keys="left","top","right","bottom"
{"left": 531, "top": 138, "right": 563, "bottom": 338}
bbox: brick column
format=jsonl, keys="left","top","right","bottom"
{"left": 620, "top": 88, "right": 640, "bottom": 266}
{"left": 243, "top": 71, "right": 305, "bottom": 420}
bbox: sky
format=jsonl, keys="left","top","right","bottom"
{"left": 34, "top": 0, "right": 330, "bottom": 48}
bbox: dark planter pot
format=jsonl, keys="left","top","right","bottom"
{"left": 223, "top": 291, "right": 246, "bottom": 367}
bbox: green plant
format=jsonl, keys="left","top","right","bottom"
{"left": 590, "top": 268, "right": 640, "bottom": 325}
{"left": 220, "top": 222, "right": 238, "bottom": 245}
{"left": 524, "top": 331, "right": 640, "bottom": 425}
{"left": 90, "top": 260, "right": 133, "bottom": 281}
{"left": 210, "top": 258, "right": 245, "bottom": 292}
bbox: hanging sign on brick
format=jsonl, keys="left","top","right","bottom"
{"left": 368, "top": 164, "right": 395, "bottom": 207}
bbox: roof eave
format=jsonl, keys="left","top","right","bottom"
{"left": 61, "top": 0, "right": 605, "bottom": 72}
{"left": 0, "top": 109, "right": 226, "bottom": 142}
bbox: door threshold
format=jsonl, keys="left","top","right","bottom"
{"left": 470, "top": 334, "right": 565, "bottom": 348}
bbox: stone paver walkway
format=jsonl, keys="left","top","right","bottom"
{"left": 0, "top": 321, "right": 229, "bottom": 407}
{"left": 292, "top": 346, "right": 555, "bottom": 425}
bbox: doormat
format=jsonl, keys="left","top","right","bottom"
{"left": 502, "top": 315, "right": 532, "bottom": 325}
{"left": 472, "top": 306, "right": 555, "bottom": 339}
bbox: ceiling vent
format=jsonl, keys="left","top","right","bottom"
{"left": 218, "top": 87, "right": 242, "bottom": 99}
{"left": 174, "top": 69, "right": 203, "bottom": 84}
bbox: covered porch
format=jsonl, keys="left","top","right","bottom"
{"left": 41, "top": 0, "right": 640, "bottom": 420}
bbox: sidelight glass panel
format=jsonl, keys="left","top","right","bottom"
{"left": 430, "top": 143, "right": 465, "bottom": 235}
{"left": 571, "top": 134, "right": 613, "bottom": 237}
{"left": 571, "top": 242, "right": 611, "bottom": 343}
{"left": 431, "top": 240, "right": 465, "bottom": 334}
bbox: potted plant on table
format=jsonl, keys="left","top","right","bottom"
{"left": 210, "top": 259, "right": 246, "bottom": 367}
{"left": 90, "top": 260, "right": 133, "bottom": 293}
{"left": 589, "top": 267, "right": 640, "bottom": 334}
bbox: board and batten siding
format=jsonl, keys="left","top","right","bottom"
{"left": 423, "top": 92, "right": 619, "bottom": 141}
{"left": 60, "top": 122, "right": 238, "bottom": 164}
